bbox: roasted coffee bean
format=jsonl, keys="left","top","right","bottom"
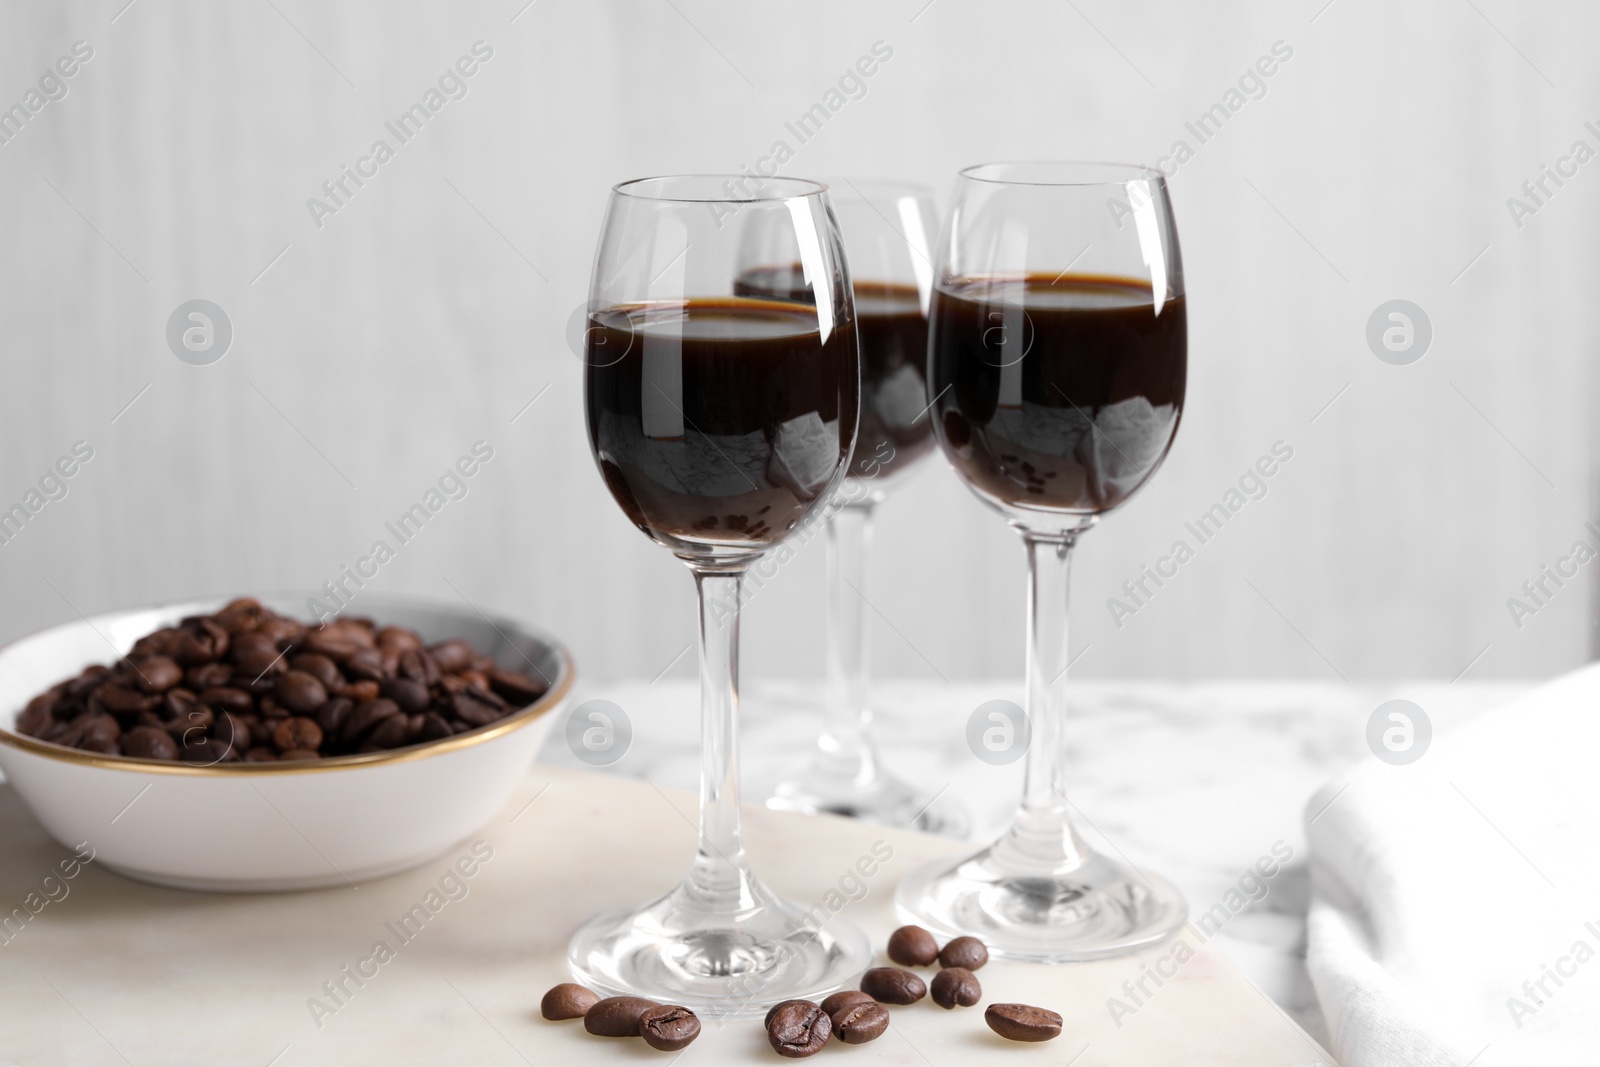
{"left": 66, "top": 666, "right": 110, "bottom": 699}
{"left": 766, "top": 999, "right": 830, "bottom": 1058}
{"left": 337, "top": 680, "right": 381, "bottom": 703}
{"left": 335, "top": 620, "right": 376, "bottom": 648}
{"left": 488, "top": 668, "right": 546, "bottom": 706}
{"left": 244, "top": 746, "right": 278, "bottom": 762}
{"left": 418, "top": 712, "right": 453, "bottom": 742}
{"left": 187, "top": 663, "right": 235, "bottom": 691}
{"left": 170, "top": 617, "right": 229, "bottom": 665}
{"left": 938, "top": 936, "right": 988, "bottom": 971}
{"left": 79, "top": 714, "right": 122, "bottom": 753}
{"left": 129, "top": 629, "right": 176, "bottom": 659}
{"left": 832, "top": 1000, "right": 889, "bottom": 1044}
{"left": 377, "top": 626, "right": 422, "bottom": 653}
{"left": 258, "top": 696, "right": 288, "bottom": 718}
{"left": 200, "top": 687, "right": 255, "bottom": 714}
{"left": 279, "top": 748, "right": 320, "bottom": 760}
{"left": 316, "top": 698, "right": 353, "bottom": 737}
{"left": 342, "top": 698, "right": 400, "bottom": 744}
{"left": 276, "top": 671, "right": 328, "bottom": 715}
{"left": 343, "top": 647, "right": 385, "bottom": 681}
{"left": 860, "top": 967, "right": 925, "bottom": 1005}
{"left": 273, "top": 717, "right": 323, "bottom": 753}
{"left": 290, "top": 653, "right": 342, "bottom": 691}
{"left": 95, "top": 683, "right": 157, "bottom": 716}
{"left": 397, "top": 649, "right": 428, "bottom": 683}
{"left": 258, "top": 614, "right": 305, "bottom": 648}
{"left": 180, "top": 737, "right": 235, "bottom": 763}
{"left": 363, "top": 713, "right": 410, "bottom": 750}
{"left": 305, "top": 630, "right": 363, "bottom": 663}
{"left": 540, "top": 983, "right": 600, "bottom": 1021}
{"left": 451, "top": 688, "right": 504, "bottom": 727}
{"left": 459, "top": 668, "right": 491, "bottom": 693}
{"left": 230, "top": 631, "right": 284, "bottom": 676}
{"left": 984, "top": 1003, "right": 1062, "bottom": 1042}
{"left": 133, "top": 656, "right": 183, "bottom": 693}
{"left": 16, "top": 699, "right": 52, "bottom": 737}
{"left": 214, "top": 597, "right": 266, "bottom": 633}
{"left": 214, "top": 711, "right": 252, "bottom": 753}
{"left": 887, "top": 924, "right": 940, "bottom": 968}
{"left": 167, "top": 703, "right": 214, "bottom": 737}
{"left": 930, "top": 967, "right": 981, "bottom": 1009}
{"left": 123, "top": 725, "right": 178, "bottom": 760}
{"left": 583, "top": 996, "right": 659, "bottom": 1037}
{"left": 820, "top": 990, "right": 876, "bottom": 1016}
{"left": 382, "top": 677, "right": 430, "bottom": 714}
{"left": 638, "top": 1004, "right": 700, "bottom": 1051}
{"left": 429, "top": 639, "right": 475, "bottom": 673}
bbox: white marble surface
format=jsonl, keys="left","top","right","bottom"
{"left": 536, "top": 678, "right": 1533, "bottom": 1048}
{"left": 0, "top": 764, "right": 1338, "bottom": 1065}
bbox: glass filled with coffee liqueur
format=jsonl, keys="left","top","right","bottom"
{"left": 736, "top": 179, "right": 964, "bottom": 835}
{"left": 895, "top": 161, "right": 1189, "bottom": 960}
{"left": 571, "top": 175, "right": 869, "bottom": 1012}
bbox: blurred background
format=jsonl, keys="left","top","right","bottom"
{"left": 1, "top": 0, "right": 1595, "bottom": 688}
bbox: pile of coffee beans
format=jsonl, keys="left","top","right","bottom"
{"left": 13, "top": 598, "right": 548, "bottom": 763}
{"left": 540, "top": 928, "right": 1062, "bottom": 1056}
{"left": 540, "top": 985, "right": 701, "bottom": 1053}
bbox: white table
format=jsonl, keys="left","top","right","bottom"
{"left": 536, "top": 678, "right": 1531, "bottom": 1048}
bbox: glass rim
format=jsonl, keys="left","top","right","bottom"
{"left": 958, "top": 160, "right": 1166, "bottom": 188}
{"left": 611, "top": 174, "right": 830, "bottom": 204}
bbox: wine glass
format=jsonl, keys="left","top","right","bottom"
{"left": 738, "top": 179, "right": 964, "bottom": 833}
{"left": 570, "top": 175, "right": 870, "bottom": 1012}
{"left": 895, "top": 161, "right": 1189, "bottom": 960}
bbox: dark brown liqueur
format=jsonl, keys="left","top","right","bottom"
{"left": 736, "top": 265, "right": 934, "bottom": 481}
{"left": 929, "top": 274, "right": 1186, "bottom": 514}
{"left": 585, "top": 298, "right": 858, "bottom": 549}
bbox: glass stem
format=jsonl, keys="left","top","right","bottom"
{"left": 817, "top": 500, "right": 877, "bottom": 783}
{"left": 1002, "top": 531, "right": 1090, "bottom": 873}
{"left": 686, "top": 568, "right": 755, "bottom": 912}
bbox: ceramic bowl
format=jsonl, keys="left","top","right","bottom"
{"left": 0, "top": 596, "right": 573, "bottom": 891}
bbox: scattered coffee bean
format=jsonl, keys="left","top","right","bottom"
{"left": 540, "top": 983, "right": 600, "bottom": 1020}
{"left": 831, "top": 1000, "right": 889, "bottom": 1044}
{"left": 887, "top": 924, "right": 940, "bottom": 967}
{"left": 931, "top": 967, "right": 981, "bottom": 1009}
{"left": 819, "top": 990, "right": 875, "bottom": 1016}
{"left": 984, "top": 1003, "right": 1062, "bottom": 1042}
{"left": 766, "top": 999, "right": 830, "bottom": 1058}
{"left": 938, "top": 935, "right": 988, "bottom": 971}
{"left": 15, "top": 599, "right": 539, "bottom": 762}
{"left": 860, "top": 967, "right": 925, "bottom": 1005}
{"left": 584, "top": 996, "right": 660, "bottom": 1037}
{"left": 638, "top": 1004, "right": 700, "bottom": 1051}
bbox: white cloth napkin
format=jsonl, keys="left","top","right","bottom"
{"left": 1306, "top": 665, "right": 1600, "bottom": 1067}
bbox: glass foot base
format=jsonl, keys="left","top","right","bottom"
{"left": 567, "top": 877, "right": 871, "bottom": 1017}
{"left": 894, "top": 841, "right": 1187, "bottom": 962}
{"left": 767, "top": 769, "right": 968, "bottom": 837}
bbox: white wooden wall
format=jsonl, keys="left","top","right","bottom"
{"left": 0, "top": 0, "right": 1594, "bottom": 685}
